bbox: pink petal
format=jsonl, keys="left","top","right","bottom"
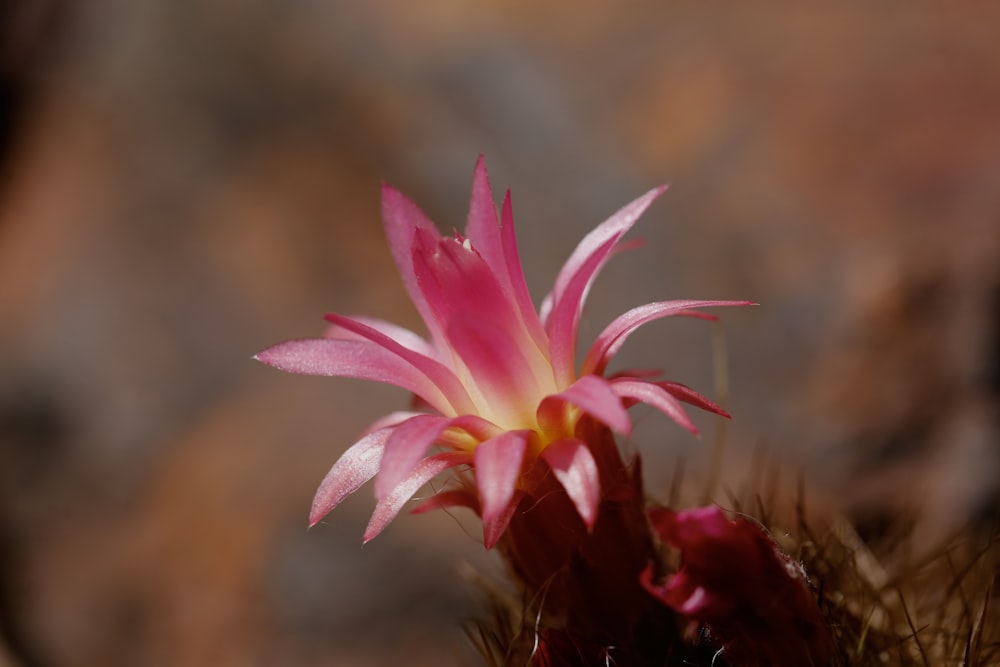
{"left": 545, "top": 235, "right": 619, "bottom": 387}
{"left": 445, "top": 313, "right": 546, "bottom": 426}
{"left": 309, "top": 426, "right": 393, "bottom": 527}
{"left": 582, "top": 300, "right": 756, "bottom": 376}
{"left": 254, "top": 339, "right": 451, "bottom": 413}
{"left": 381, "top": 184, "right": 446, "bottom": 343}
{"left": 539, "top": 374, "right": 632, "bottom": 436}
{"left": 541, "top": 438, "right": 601, "bottom": 528}
{"left": 374, "top": 413, "right": 453, "bottom": 499}
{"left": 461, "top": 157, "right": 548, "bottom": 357}
{"left": 655, "top": 381, "right": 731, "bottom": 419}
{"left": 610, "top": 378, "right": 698, "bottom": 435}
{"left": 324, "top": 313, "right": 475, "bottom": 415}
{"left": 541, "top": 185, "right": 667, "bottom": 326}
{"left": 358, "top": 410, "right": 425, "bottom": 436}
{"left": 463, "top": 156, "right": 504, "bottom": 280}
{"left": 437, "top": 413, "right": 503, "bottom": 447}
{"left": 500, "top": 190, "right": 550, "bottom": 353}
{"left": 324, "top": 315, "right": 436, "bottom": 359}
{"left": 364, "top": 451, "right": 472, "bottom": 543}
{"left": 475, "top": 430, "right": 529, "bottom": 548}
{"left": 483, "top": 490, "right": 524, "bottom": 550}
{"left": 411, "top": 228, "right": 522, "bottom": 340}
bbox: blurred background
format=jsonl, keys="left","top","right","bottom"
{"left": 1, "top": 1, "right": 998, "bottom": 665}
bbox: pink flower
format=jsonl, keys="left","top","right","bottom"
{"left": 256, "top": 157, "right": 751, "bottom": 547}
{"left": 642, "top": 505, "right": 832, "bottom": 666}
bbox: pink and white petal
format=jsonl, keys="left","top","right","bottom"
{"left": 542, "top": 185, "right": 667, "bottom": 326}
{"left": 359, "top": 410, "right": 425, "bottom": 436}
{"left": 463, "top": 158, "right": 547, "bottom": 359}
{"left": 541, "top": 438, "right": 601, "bottom": 528}
{"left": 364, "top": 451, "right": 472, "bottom": 543}
{"left": 381, "top": 184, "right": 446, "bottom": 342}
{"left": 254, "top": 338, "right": 452, "bottom": 413}
{"left": 324, "top": 315, "right": 437, "bottom": 359}
{"left": 438, "top": 413, "right": 503, "bottom": 447}
{"left": 375, "top": 414, "right": 454, "bottom": 500}
{"left": 309, "top": 426, "right": 394, "bottom": 527}
{"left": 539, "top": 374, "right": 632, "bottom": 436}
{"left": 463, "top": 156, "right": 506, "bottom": 282}
{"left": 475, "top": 430, "right": 529, "bottom": 547}
{"left": 546, "top": 235, "right": 619, "bottom": 386}
{"left": 655, "top": 380, "right": 731, "bottom": 419}
{"left": 445, "top": 315, "right": 547, "bottom": 426}
{"left": 325, "top": 312, "right": 475, "bottom": 415}
{"left": 410, "top": 488, "right": 480, "bottom": 515}
{"left": 411, "top": 228, "right": 528, "bottom": 348}
{"left": 582, "top": 300, "right": 756, "bottom": 376}
{"left": 500, "top": 190, "right": 550, "bottom": 353}
{"left": 610, "top": 378, "right": 699, "bottom": 435}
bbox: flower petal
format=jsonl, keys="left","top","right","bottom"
{"left": 381, "top": 184, "right": 446, "bottom": 343}
{"left": 464, "top": 155, "right": 504, "bottom": 279}
{"left": 324, "top": 315, "right": 437, "bottom": 359}
{"left": 364, "top": 451, "right": 472, "bottom": 543}
{"left": 541, "top": 185, "right": 667, "bottom": 326}
{"left": 541, "top": 438, "right": 600, "bottom": 528}
{"left": 539, "top": 374, "right": 632, "bottom": 436}
{"left": 411, "top": 227, "right": 530, "bottom": 338}
{"left": 483, "top": 490, "right": 524, "bottom": 550}
{"left": 309, "top": 426, "right": 393, "bottom": 527}
{"left": 500, "top": 190, "right": 550, "bottom": 354}
{"left": 655, "top": 380, "right": 731, "bottom": 419}
{"left": 644, "top": 506, "right": 833, "bottom": 666}
{"left": 375, "top": 413, "right": 454, "bottom": 500}
{"left": 582, "top": 300, "right": 756, "bottom": 376}
{"left": 325, "top": 312, "right": 475, "bottom": 415}
{"left": 610, "top": 378, "right": 698, "bottom": 435}
{"left": 254, "top": 338, "right": 451, "bottom": 412}
{"left": 475, "top": 430, "right": 529, "bottom": 548}
{"left": 445, "top": 313, "right": 548, "bottom": 427}
{"left": 358, "top": 410, "right": 425, "bottom": 436}
{"left": 545, "top": 235, "right": 619, "bottom": 386}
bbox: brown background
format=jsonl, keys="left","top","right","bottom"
{"left": 1, "top": 2, "right": 998, "bottom": 665}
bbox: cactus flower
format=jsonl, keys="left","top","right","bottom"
{"left": 256, "top": 157, "right": 751, "bottom": 547}
{"left": 642, "top": 505, "right": 833, "bottom": 666}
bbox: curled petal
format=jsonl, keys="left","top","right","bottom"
{"left": 610, "top": 378, "right": 698, "bottom": 435}
{"left": 541, "top": 438, "right": 600, "bottom": 528}
{"left": 254, "top": 339, "right": 452, "bottom": 413}
{"left": 539, "top": 374, "right": 631, "bottom": 436}
{"left": 582, "top": 300, "right": 755, "bottom": 376}
{"left": 364, "top": 451, "right": 472, "bottom": 543}
{"left": 475, "top": 430, "right": 529, "bottom": 548}
{"left": 309, "top": 427, "right": 393, "bottom": 527}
